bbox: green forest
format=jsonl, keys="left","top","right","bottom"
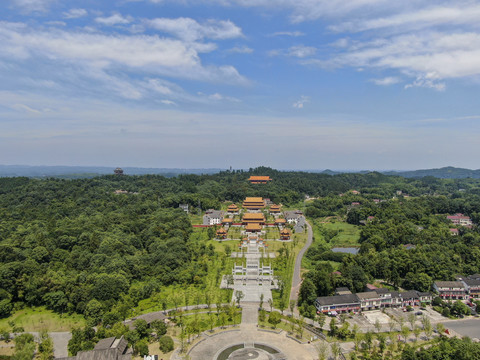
{"left": 1, "top": 168, "right": 480, "bottom": 359}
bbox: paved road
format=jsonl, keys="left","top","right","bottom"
{"left": 442, "top": 318, "right": 480, "bottom": 339}
{"left": 290, "top": 220, "right": 313, "bottom": 303}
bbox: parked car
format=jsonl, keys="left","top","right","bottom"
{"left": 415, "top": 311, "right": 423, "bottom": 316}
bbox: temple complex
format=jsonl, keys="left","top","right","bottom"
{"left": 242, "top": 213, "right": 265, "bottom": 225}
{"left": 242, "top": 197, "right": 266, "bottom": 210}
{"left": 248, "top": 176, "right": 272, "bottom": 184}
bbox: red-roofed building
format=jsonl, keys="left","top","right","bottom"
{"left": 447, "top": 213, "right": 473, "bottom": 226}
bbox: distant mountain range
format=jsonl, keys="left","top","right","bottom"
{"left": 0, "top": 165, "right": 224, "bottom": 178}
{"left": 321, "top": 166, "right": 480, "bottom": 179}
{"left": 382, "top": 166, "right": 480, "bottom": 179}
{"left": 1, "top": 165, "right": 480, "bottom": 179}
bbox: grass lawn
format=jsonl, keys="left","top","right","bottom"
{"left": 0, "top": 341, "right": 15, "bottom": 357}
{"left": 323, "top": 222, "right": 361, "bottom": 247}
{"left": 0, "top": 307, "right": 86, "bottom": 332}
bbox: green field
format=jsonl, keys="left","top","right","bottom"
{"left": 323, "top": 222, "right": 361, "bottom": 247}
{"left": 0, "top": 307, "right": 86, "bottom": 332}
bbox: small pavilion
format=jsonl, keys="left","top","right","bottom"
{"left": 216, "top": 227, "right": 228, "bottom": 239}
{"left": 280, "top": 228, "right": 291, "bottom": 240}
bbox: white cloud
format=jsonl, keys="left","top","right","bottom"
{"left": 287, "top": 45, "right": 316, "bottom": 58}
{"left": 145, "top": 17, "right": 243, "bottom": 42}
{"left": 309, "top": 31, "right": 480, "bottom": 89}
{"left": 332, "top": 4, "right": 480, "bottom": 33}
{"left": 370, "top": 76, "right": 401, "bottom": 86}
{"left": 45, "top": 21, "right": 66, "bottom": 27}
{"left": 160, "top": 99, "right": 177, "bottom": 105}
{"left": 405, "top": 76, "right": 446, "bottom": 91}
{"left": 95, "top": 14, "right": 132, "bottom": 26}
{"left": 227, "top": 46, "right": 253, "bottom": 54}
{"left": 63, "top": 8, "right": 88, "bottom": 19}
{"left": 293, "top": 95, "right": 309, "bottom": 108}
{"left": 0, "top": 21, "right": 248, "bottom": 86}
{"left": 270, "top": 31, "right": 304, "bottom": 37}
{"left": 10, "top": 0, "right": 55, "bottom": 13}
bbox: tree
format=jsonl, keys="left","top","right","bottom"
{"left": 150, "top": 320, "right": 167, "bottom": 338}
{"left": 388, "top": 318, "right": 396, "bottom": 333}
{"left": 259, "top": 293, "right": 264, "bottom": 310}
{"left": 401, "top": 326, "right": 410, "bottom": 343}
{"left": 84, "top": 299, "right": 104, "bottom": 326}
{"left": 423, "top": 316, "right": 433, "bottom": 340}
{"left": 268, "top": 298, "right": 273, "bottom": 312}
{"left": 0, "top": 299, "right": 13, "bottom": 319}
{"left": 329, "top": 318, "right": 337, "bottom": 336}
{"left": 298, "top": 277, "right": 317, "bottom": 307}
{"left": 134, "top": 340, "right": 149, "bottom": 356}
{"left": 13, "top": 333, "right": 35, "bottom": 360}
{"left": 374, "top": 318, "right": 381, "bottom": 333}
{"left": 331, "top": 342, "right": 341, "bottom": 360}
{"left": 159, "top": 335, "right": 174, "bottom": 353}
{"left": 38, "top": 330, "right": 54, "bottom": 360}
{"left": 289, "top": 300, "right": 296, "bottom": 315}
{"left": 315, "top": 341, "right": 328, "bottom": 360}
{"left": 208, "top": 312, "right": 216, "bottom": 332}
{"left": 219, "top": 312, "right": 228, "bottom": 328}
{"left": 317, "top": 312, "right": 327, "bottom": 329}
{"left": 413, "top": 327, "right": 421, "bottom": 343}
{"left": 436, "top": 323, "right": 445, "bottom": 336}
{"left": 268, "top": 311, "right": 281, "bottom": 329}
{"left": 234, "top": 290, "right": 244, "bottom": 306}
{"left": 407, "top": 312, "right": 416, "bottom": 330}
{"left": 133, "top": 319, "right": 149, "bottom": 339}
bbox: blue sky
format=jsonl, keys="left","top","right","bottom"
{"left": 1, "top": 0, "right": 480, "bottom": 170}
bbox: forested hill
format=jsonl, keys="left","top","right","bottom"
{"left": 383, "top": 166, "right": 480, "bottom": 179}
{"left": 1, "top": 168, "right": 480, "bottom": 324}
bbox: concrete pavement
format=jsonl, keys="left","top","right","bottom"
{"left": 290, "top": 220, "right": 313, "bottom": 303}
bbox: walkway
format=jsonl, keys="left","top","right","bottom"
{"left": 290, "top": 220, "right": 313, "bottom": 303}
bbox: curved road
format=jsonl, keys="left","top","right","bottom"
{"left": 290, "top": 220, "right": 313, "bottom": 303}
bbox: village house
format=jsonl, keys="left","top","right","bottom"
{"left": 284, "top": 210, "right": 303, "bottom": 224}
{"left": 203, "top": 209, "right": 224, "bottom": 225}
{"left": 315, "top": 294, "right": 361, "bottom": 314}
{"left": 458, "top": 276, "right": 480, "bottom": 298}
{"left": 433, "top": 281, "right": 468, "bottom": 300}
{"left": 314, "top": 289, "right": 431, "bottom": 314}
{"left": 449, "top": 228, "right": 459, "bottom": 236}
{"left": 447, "top": 213, "right": 473, "bottom": 226}
{"left": 58, "top": 336, "right": 132, "bottom": 360}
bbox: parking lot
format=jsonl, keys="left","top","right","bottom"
{"left": 442, "top": 318, "right": 480, "bottom": 340}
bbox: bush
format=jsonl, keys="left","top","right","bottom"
{"left": 134, "top": 340, "right": 149, "bottom": 356}
{"left": 159, "top": 335, "right": 174, "bottom": 353}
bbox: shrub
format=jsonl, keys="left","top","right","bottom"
{"left": 159, "top": 335, "right": 174, "bottom": 353}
